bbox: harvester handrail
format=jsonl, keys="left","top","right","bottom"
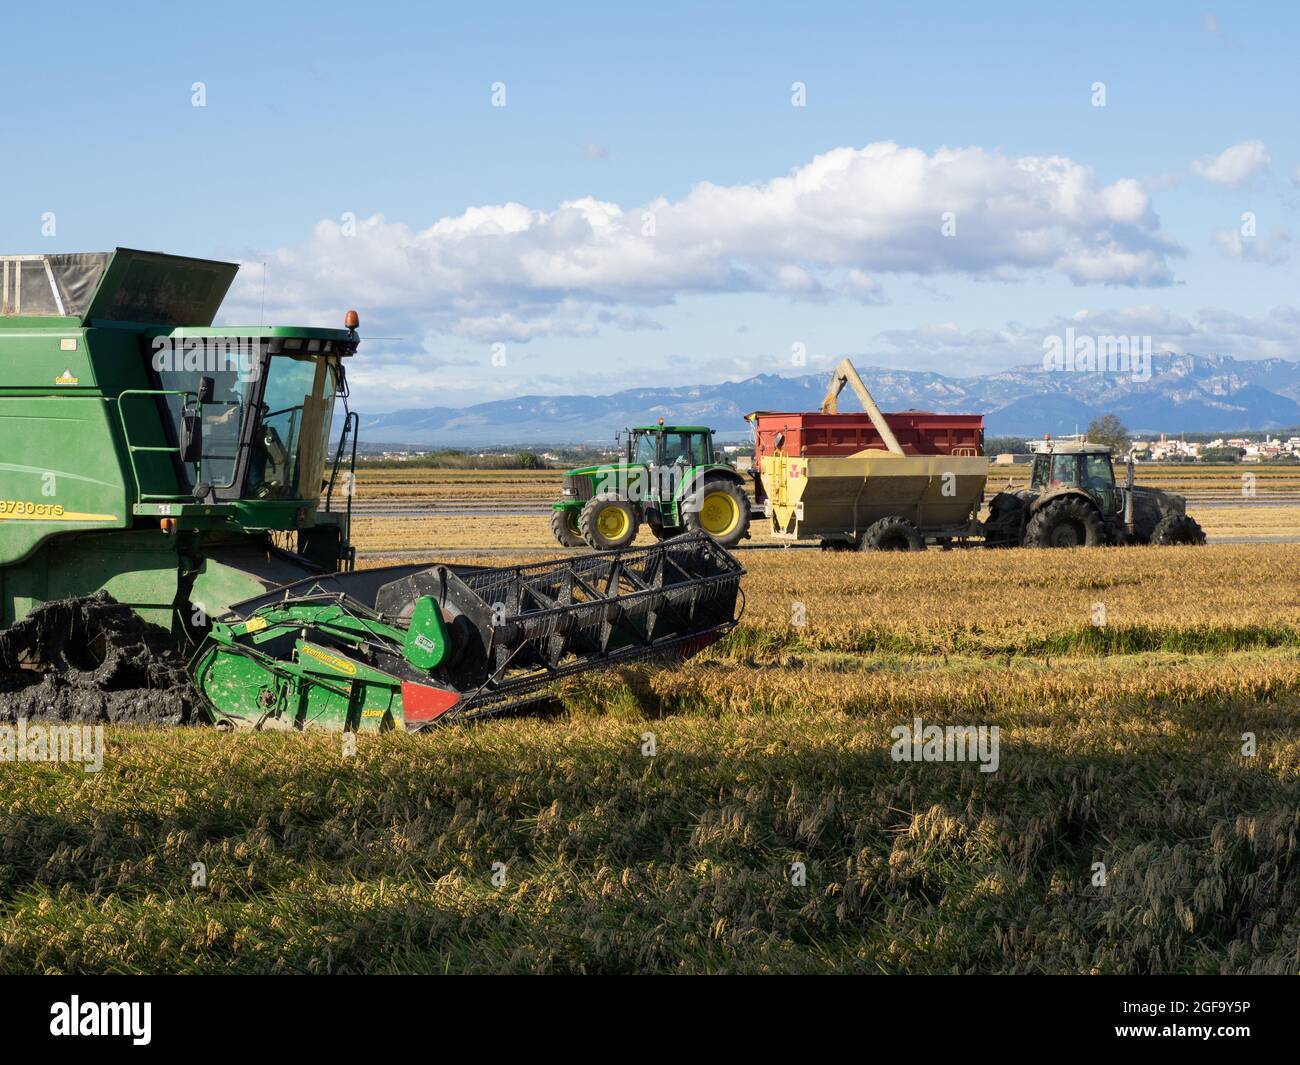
{"left": 115, "top": 388, "right": 201, "bottom": 504}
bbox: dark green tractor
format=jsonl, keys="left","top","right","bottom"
{"left": 551, "top": 424, "right": 751, "bottom": 549}
{"left": 982, "top": 441, "right": 1205, "bottom": 548}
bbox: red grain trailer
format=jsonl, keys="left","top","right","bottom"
{"left": 747, "top": 409, "right": 984, "bottom": 502}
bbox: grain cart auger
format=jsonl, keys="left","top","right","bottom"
{"left": 0, "top": 248, "right": 745, "bottom": 731}
{"left": 191, "top": 533, "right": 742, "bottom": 730}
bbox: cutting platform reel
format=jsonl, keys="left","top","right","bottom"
{"left": 190, "top": 532, "right": 744, "bottom": 731}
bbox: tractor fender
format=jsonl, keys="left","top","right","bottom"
{"left": 677, "top": 468, "right": 747, "bottom": 524}
{"left": 1026, "top": 486, "right": 1101, "bottom": 516}
{"left": 679, "top": 466, "right": 746, "bottom": 508}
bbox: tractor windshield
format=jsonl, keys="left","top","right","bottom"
{"left": 245, "top": 355, "right": 337, "bottom": 501}
{"left": 633, "top": 432, "right": 658, "bottom": 465}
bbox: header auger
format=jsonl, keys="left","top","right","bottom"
{"left": 0, "top": 249, "right": 745, "bottom": 730}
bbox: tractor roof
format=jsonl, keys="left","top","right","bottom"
{"left": 1029, "top": 441, "right": 1114, "bottom": 455}
{"left": 632, "top": 424, "right": 713, "bottom": 433}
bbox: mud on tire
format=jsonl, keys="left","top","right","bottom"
{"left": 1024, "top": 497, "right": 1104, "bottom": 548}
{"left": 0, "top": 592, "right": 198, "bottom": 725}
{"left": 1150, "top": 513, "right": 1206, "bottom": 546}
{"left": 859, "top": 515, "right": 924, "bottom": 552}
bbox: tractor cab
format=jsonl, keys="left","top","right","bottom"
{"left": 1029, "top": 443, "right": 1120, "bottom": 516}
{"left": 628, "top": 424, "right": 714, "bottom": 467}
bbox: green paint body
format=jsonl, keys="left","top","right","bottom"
{"left": 191, "top": 598, "right": 451, "bottom": 731}
{"left": 0, "top": 248, "right": 356, "bottom": 629}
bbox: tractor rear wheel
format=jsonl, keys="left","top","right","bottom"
{"left": 550, "top": 508, "right": 584, "bottom": 547}
{"left": 860, "top": 515, "right": 924, "bottom": 552}
{"left": 579, "top": 495, "right": 640, "bottom": 550}
{"left": 1024, "top": 497, "right": 1104, "bottom": 548}
{"left": 1150, "top": 513, "right": 1206, "bottom": 545}
{"left": 684, "top": 480, "right": 750, "bottom": 547}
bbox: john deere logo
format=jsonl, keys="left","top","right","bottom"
{"left": 54, "top": 369, "right": 79, "bottom": 386}
{"left": 300, "top": 644, "right": 357, "bottom": 675}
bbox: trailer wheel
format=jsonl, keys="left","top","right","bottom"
{"left": 1024, "top": 497, "right": 1104, "bottom": 548}
{"left": 549, "top": 508, "right": 585, "bottom": 547}
{"left": 580, "top": 495, "right": 640, "bottom": 549}
{"left": 860, "top": 516, "right": 924, "bottom": 552}
{"left": 685, "top": 480, "right": 751, "bottom": 547}
{"left": 1150, "top": 513, "right": 1206, "bottom": 546}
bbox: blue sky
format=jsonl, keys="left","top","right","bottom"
{"left": 6, "top": 1, "right": 1298, "bottom": 410}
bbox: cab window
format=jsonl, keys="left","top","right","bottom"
{"left": 1030, "top": 455, "right": 1050, "bottom": 489}
{"left": 662, "top": 432, "right": 709, "bottom": 465}
{"left": 633, "top": 432, "right": 658, "bottom": 465}
{"left": 1050, "top": 455, "right": 1078, "bottom": 484}
{"left": 1084, "top": 454, "right": 1114, "bottom": 489}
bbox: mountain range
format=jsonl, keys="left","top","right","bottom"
{"left": 358, "top": 353, "right": 1300, "bottom": 446}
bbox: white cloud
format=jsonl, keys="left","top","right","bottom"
{"left": 1191, "top": 140, "right": 1271, "bottom": 186}
{"left": 1214, "top": 225, "right": 1293, "bottom": 265}
{"left": 222, "top": 141, "right": 1181, "bottom": 344}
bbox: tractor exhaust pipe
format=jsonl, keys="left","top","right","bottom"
{"left": 1124, "top": 454, "right": 1135, "bottom": 528}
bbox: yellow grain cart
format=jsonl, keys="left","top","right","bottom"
{"left": 761, "top": 450, "right": 988, "bottom": 550}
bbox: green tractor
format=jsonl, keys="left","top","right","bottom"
{"left": 982, "top": 440, "right": 1206, "bottom": 548}
{"left": 0, "top": 249, "right": 744, "bottom": 731}
{"left": 551, "top": 423, "right": 752, "bottom": 549}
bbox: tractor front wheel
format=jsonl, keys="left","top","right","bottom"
{"left": 579, "top": 495, "right": 640, "bottom": 550}
{"left": 1024, "top": 498, "right": 1104, "bottom": 548}
{"left": 550, "top": 508, "right": 585, "bottom": 547}
{"left": 1150, "top": 513, "right": 1206, "bottom": 546}
{"left": 684, "top": 480, "right": 751, "bottom": 547}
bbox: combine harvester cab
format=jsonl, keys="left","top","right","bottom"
{"left": 0, "top": 249, "right": 745, "bottom": 730}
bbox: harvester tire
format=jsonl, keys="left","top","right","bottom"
{"left": 860, "top": 516, "right": 924, "bottom": 552}
{"left": 580, "top": 495, "right": 640, "bottom": 550}
{"left": 1024, "top": 497, "right": 1104, "bottom": 548}
{"left": 684, "top": 480, "right": 751, "bottom": 547}
{"left": 550, "top": 508, "right": 585, "bottom": 547}
{"left": 1150, "top": 513, "right": 1206, "bottom": 546}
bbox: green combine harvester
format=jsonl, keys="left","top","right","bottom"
{"left": 0, "top": 249, "right": 744, "bottom": 730}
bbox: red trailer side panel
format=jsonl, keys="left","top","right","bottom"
{"left": 749, "top": 409, "right": 984, "bottom": 500}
